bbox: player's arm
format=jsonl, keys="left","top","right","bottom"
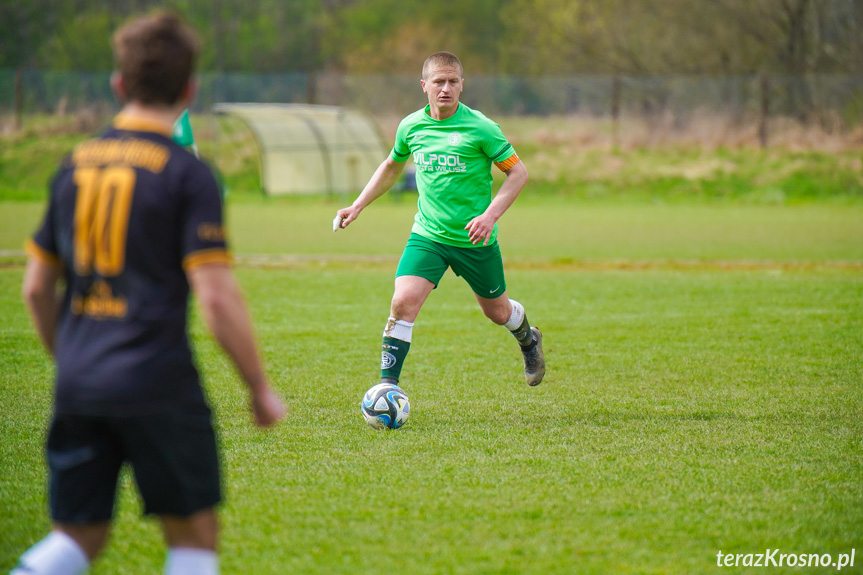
{"left": 335, "top": 156, "right": 406, "bottom": 230}
{"left": 465, "top": 160, "right": 529, "bottom": 246}
{"left": 187, "top": 264, "right": 286, "bottom": 427}
{"left": 22, "top": 257, "right": 63, "bottom": 357}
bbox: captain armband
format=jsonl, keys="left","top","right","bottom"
{"left": 494, "top": 153, "right": 520, "bottom": 172}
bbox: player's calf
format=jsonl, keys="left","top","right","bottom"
{"left": 381, "top": 317, "right": 413, "bottom": 384}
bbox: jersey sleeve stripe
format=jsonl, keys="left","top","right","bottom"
{"left": 494, "top": 153, "right": 520, "bottom": 172}
{"left": 25, "top": 239, "right": 62, "bottom": 267}
{"left": 491, "top": 143, "right": 515, "bottom": 161}
{"left": 183, "top": 249, "right": 233, "bottom": 271}
{"left": 391, "top": 148, "right": 410, "bottom": 161}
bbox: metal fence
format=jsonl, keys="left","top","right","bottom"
{"left": 3, "top": 70, "right": 862, "bottom": 144}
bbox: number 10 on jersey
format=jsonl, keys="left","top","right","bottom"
{"left": 73, "top": 166, "right": 136, "bottom": 277}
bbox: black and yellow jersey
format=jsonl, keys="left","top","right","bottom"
{"left": 27, "top": 114, "right": 230, "bottom": 416}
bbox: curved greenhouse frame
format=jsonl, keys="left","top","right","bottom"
{"left": 213, "top": 103, "right": 388, "bottom": 195}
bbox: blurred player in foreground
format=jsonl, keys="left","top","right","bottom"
{"left": 335, "top": 51, "right": 545, "bottom": 390}
{"left": 14, "top": 12, "right": 285, "bottom": 575}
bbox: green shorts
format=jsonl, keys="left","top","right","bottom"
{"left": 396, "top": 233, "right": 507, "bottom": 298}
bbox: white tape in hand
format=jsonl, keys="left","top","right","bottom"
{"left": 333, "top": 215, "right": 343, "bottom": 232}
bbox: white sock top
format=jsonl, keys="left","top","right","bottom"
{"left": 12, "top": 531, "right": 89, "bottom": 575}
{"left": 504, "top": 299, "right": 525, "bottom": 331}
{"left": 383, "top": 316, "right": 414, "bottom": 343}
{"left": 165, "top": 547, "right": 219, "bottom": 575}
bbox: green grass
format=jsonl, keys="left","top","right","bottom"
{"left": 4, "top": 199, "right": 863, "bottom": 265}
{"left": 498, "top": 117, "right": 863, "bottom": 204}
{"left": 2, "top": 196, "right": 862, "bottom": 573}
{"left": 1, "top": 116, "right": 862, "bottom": 572}
{"left": 1, "top": 265, "right": 862, "bottom": 574}
{"left": 3, "top": 114, "right": 863, "bottom": 204}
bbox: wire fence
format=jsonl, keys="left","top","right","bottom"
{"left": 2, "top": 70, "right": 862, "bottom": 147}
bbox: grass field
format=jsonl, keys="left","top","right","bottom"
{"left": 3, "top": 114, "right": 863, "bottom": 203}
{"left": 1, "top": 194, "right": 862, "bottom": 573}
{"left": 1, "top": 114, "right": 862, "bottom": 572}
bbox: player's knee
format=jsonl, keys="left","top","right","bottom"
{"left": 160, "top": 510, "right": 218, "bottom": 550}
{"left": 483, "top": 304, "right": 510, "bottom": 325}
{"left": 390, "top": 295, "right": 420, "bottom": 320}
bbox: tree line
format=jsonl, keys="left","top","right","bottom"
{"left": 1, "top": 0, "right": 861, "bottom": 76}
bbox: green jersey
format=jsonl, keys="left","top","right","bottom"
{"left": 391, "top": 103, "right": 519, "bottom": 248}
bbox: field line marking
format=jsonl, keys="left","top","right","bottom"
{"left": 2, "top": 250, "right": 862, "bottom": 271}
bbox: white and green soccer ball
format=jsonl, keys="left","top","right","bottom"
{"left": 361, "top": 383, "right": 410, "bottom": 430}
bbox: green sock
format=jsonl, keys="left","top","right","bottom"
{"left": 381, "top": 336, "right": 411, "bottom": 383}
{"left": 510, "top": 316, "right": 535, "bottom": 349}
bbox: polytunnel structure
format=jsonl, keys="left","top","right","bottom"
{"left": 213, "top": 103, "right": 388, "bottom": 195}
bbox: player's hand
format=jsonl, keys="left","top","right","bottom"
{"left": 333, "top": 205, "right": 361, "bottom": 231}
{"left": 251, "top": 385, "right": 287, "bottom": 427}
{"left": 465, "top": 213, "right": 496, "bottom": 246}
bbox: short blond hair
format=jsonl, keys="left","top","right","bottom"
{"left": 422, "top": 52, "right": 463, "bottom": 80}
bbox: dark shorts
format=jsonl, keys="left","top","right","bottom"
{"left": 47, "top": 407, "right": 221, "bottom": 523}
{"left": 396, "top": 233, "right": 507, "bottom": 298}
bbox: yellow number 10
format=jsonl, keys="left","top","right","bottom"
{"left": 73, "top": 166, "right": 136, "bottom": 277}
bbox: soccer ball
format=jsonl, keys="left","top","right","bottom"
{"left": 361, "top": 383, "right": 410, "bottom": 429}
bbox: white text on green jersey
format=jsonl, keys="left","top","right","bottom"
{"left": 413, "top": 152, "right": 467, "bottom": 172}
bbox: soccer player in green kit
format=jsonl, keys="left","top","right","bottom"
{"left": 335, "top": 51, "right": 545, "bottom": 389}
